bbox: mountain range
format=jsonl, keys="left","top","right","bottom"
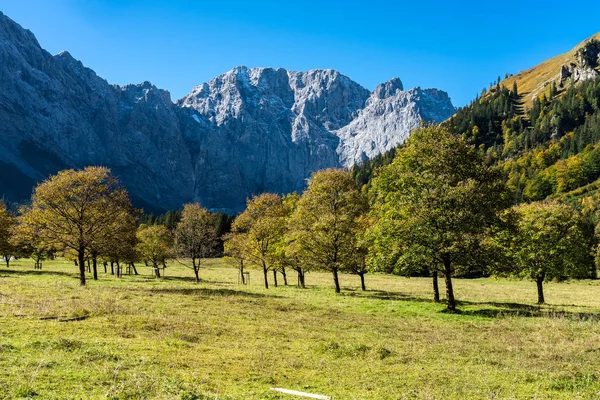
{"left": 0, "top": 11, "right": 455, "bottom": 212}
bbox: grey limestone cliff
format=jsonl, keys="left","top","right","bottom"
{"left": 0, "top": 12, "right": 455, "bottom": 211}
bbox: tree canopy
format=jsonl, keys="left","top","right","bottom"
{"left": 230, "top": 193, "right": 287, "bottom": 289}
{"left": 23, "top": 167, "right": 133, "bottom": 285}
{"left": 494, "top": 201, "right": 591, "bottom": 304}
{"left": 369, "top": 125, "right": 509, "bottom": 310}
{"left": 288, "top": 169, "right": 368, "bottom": 293}
{"left": 174, "top": 203, "right": 218, "bottom": 283}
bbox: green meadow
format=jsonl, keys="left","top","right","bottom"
{"left": 1, "top": 259, "right": 600, "bottom": 399}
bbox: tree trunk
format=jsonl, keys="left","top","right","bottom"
{"left": 116, "top": 260, "right": 121, "bottom": 278}
{"left": 273, "top": 269, "right": 278, "bottom": 287}
{"left": 110, "top": 261, "right": 114, "bottom": 275}
{"left": 281, "top": 267, "right": 288, "bottom": 286}
{"left": 432, "top": 269, "right": 440, "bottom": 303}
{"left": 131, "top": 263, "right": 138, "bottom": 275}
{"left": 193, "top": 258, "right": 200, "bottom": 283}
{"left": 443, "top": 256, "right": 456, "bottom": 311}
{"left": 4, "top": 255, "right": 9, "bottom": 268}
{"left": 262, "top": 261, "right": 269, "bottom": 289}
{"left": 359, "top": 272, "right": 366, "bottom": 291}
{"left": 103, "top": 262, "right": 107, "bottom": 273}
{"left": 154, "top": 262, "right": 161, "bottom": 278}
{"left": 239, "top": 260, "right": 245, "bottom": 284}
{"left": 86, "top": 259, "right": 91, "bottom": 273}
{"left": 78, "top": 247, "right": 86, "bottom": 286}
{"left": 536, "top": 275, "right": 545, "bottom": 304}
{"left": 92, "top": 254, "right": 98, "bottom": 280}
{"left": 332, "top": 267, "right": 341, "bottom": 293}
{"left": 297, "top": 269, "right": 305, "bottom": 288}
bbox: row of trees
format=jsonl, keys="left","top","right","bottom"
{"left": 224, "top": 126, "right": 597, "bottom": 310}
{"left": 371, "top": 126, "right": 595, "bottom": 309}
{"left": 224, "top": 170, "right": 368, "bottom": 293}
{"left": 0, "top": 167, "right": 223, "bottom": 285}
{"left": 2, "top": 127, "right": 596, "bottom": 311}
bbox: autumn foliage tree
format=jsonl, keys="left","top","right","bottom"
{"left": 24, "top": 167, "right": 133, "bottom": 285}
{"left": 0, "top": 201, "right": 16, "bottom": 268}
{"left": 174, "top": 203, "right": 218, "bottom": 283}
{"left": 288, "top": 169, "right": 368, "bottom": 293}
{"left": 12, "top": 207, "right": 51, "bottom": 269}
{"left": 136, "top": 224, "right": 173, "bottom": 278}
{"left": 273, "top": 193, "right": 310, "bottom": 288}
{"left": 230, "top": 194, "right": 286, "bottom": 289}
{"left": 223, "top": 231, "right": 249, "bottom": 284}
{"left": 102, "top": 211, "right": 139, "bottom": 278}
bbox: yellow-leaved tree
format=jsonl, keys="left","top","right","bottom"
{"left": 23, "top": 166, "right": 133, "bottom": 285}
{"left": 174, "top": 203, "right": 218, "bottom": 283}
{"left": 288, "top": 169, "right": 368, "bottom": 293}
{"left": 230, "top": 193, "right": 287, "bottom": 289}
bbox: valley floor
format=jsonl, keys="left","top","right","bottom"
{"left": 1, "top": 259, "right": 600, "bottom": 399}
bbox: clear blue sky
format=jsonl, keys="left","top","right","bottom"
{"left": 1, "top": 0, "right": 599, "bottom": 107}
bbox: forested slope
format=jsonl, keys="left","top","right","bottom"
{"left": 354, "top": 38, "right": 600, "bottom": 220}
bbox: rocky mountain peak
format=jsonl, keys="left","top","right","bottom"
{"left": 121, "top": 81, "right": 173, "bottom": 105}
{"left": 0, "top": 11, "right": 456, "bottom": 212}
{"left": 373, "top": 77, "right": 405, "bottom": 99}
{"left": 0, "top": 11, "right": 41, "bottom": 50}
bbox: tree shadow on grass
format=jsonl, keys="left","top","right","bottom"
{"left": 344, "top": 289, "right": 600, "bottom": 321}
{"left": 124, "top": 273, "right": 233, "bottom": 285}
{"left": 342, "top": 289, "right": 434, "bottom": 304}
{"left": 453, "top": 300, "right": 600, "bottom": 321}
{"left": 0, "top": 269, "right": 75, "bottom": 278}
{"left": 145, "top": 287, "right": 279, "bottom": 298}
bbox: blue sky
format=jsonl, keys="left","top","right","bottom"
{"left": 1, "top": 0, "right": 599, "bottom": 106}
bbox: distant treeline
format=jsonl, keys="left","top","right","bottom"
{"left": 140, "top": 208, "right": 235, "bottom": 253}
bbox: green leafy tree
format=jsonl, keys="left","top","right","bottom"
{"left": 369, "top": 125, "right": 508, "bottom": 310}
{"left": 24, "top": 167, "right": 133, "bottom": 285}
{"left": 288, "top": 169, "right": 368, "bottom": 293}
{"left": 174, "top": 203, "right": 218, "bottom": 283}
{"left": 497, "top": 201, "right": 590, "bottom": 304}
{"left": 347, "top": 215, "right": 372, "bottom": 291}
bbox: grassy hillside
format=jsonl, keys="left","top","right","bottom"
{"left": 501, "top": 33, "right": 600, "bottom": 107}
{"left": 2, "top": 259, "right": 600, "bottom": 399}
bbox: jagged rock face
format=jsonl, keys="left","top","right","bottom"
{"left": 0, "top": 12, "right": 194, "bottom": 210}
{"left": 335, "top": 82, "right": 455, "bottom": 166}
{"left": 0, "top": 12, "right": 456, "bottom": 211}
{"left": 177, "top": 67, "right": 351, "bottom": 210}
{"left": 560, "top": 40, "right": 600, "bottom": 88}
{"left": 576, "top": 39, "right": 600, "bottom": 69}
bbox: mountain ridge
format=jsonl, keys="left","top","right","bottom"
{"left": 500, "top": 32, "right": 600, "bottom": 106}
{"left": 0, "top": 11, "right": 455, "bottom": 211}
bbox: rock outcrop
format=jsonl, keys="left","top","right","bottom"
{"left": 0, "top": 12, "right": 455, "bottom": 211}
{"left": 559, "top": 39, "right": 600, "bottom": 87}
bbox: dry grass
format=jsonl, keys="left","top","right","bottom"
{"left": 501, "top": 32, "right": 600, "bottom": 107}
{"left": 1, "top": 258, "right": 600, "bottom": 399}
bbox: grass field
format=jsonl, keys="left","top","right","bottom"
{"left": 1, "top": 259, "right": 600, "bottom": 399}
